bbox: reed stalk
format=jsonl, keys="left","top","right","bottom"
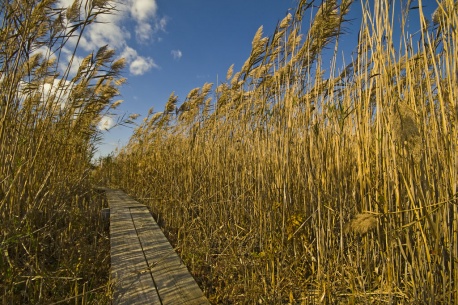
{"left": 1, "top": 0, "right": 123, "bottom": 302}
{"left": 96, "top": 0, "right": 457, "bottom": 303}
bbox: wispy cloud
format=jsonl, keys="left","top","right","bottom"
{"left": 82, "top": 13, "right": 128, "bottom": 50}
{"left": 59, "top": 47, "right": 84, "bottom": 76}
{"left": 171, "top": 49, "right": 182, "bottom": 60}
{"left": 121, "top": 46, "right": 158, "bottom": 75}
{"left": 126, "top": 0, "right": 167, "bottom": 44}
{"left": 129, "top": 0, "right": 157, "bottom": 21}
{"left": 31, "top": 45, "right": 57, "bottom": 62}
{"left": 129, "top": 0, "right": 167, "bottom": 43}
{"left": 130, "top": 56, "right": 157, "bottom": 75}
{"left": 156, "top": 16, "right": 168, "bottom": 32}
{"left": 135, "top": 22, "right": 153, "bottom": 42}
{"left": 59, "top": 0, "right": 163, "bottom": 76}
{"left": 135, "top": 15, "right": 168, "bottom": 43}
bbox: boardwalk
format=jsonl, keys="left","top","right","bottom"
{"left": 105, "top": 189, "right": 210, "bottom": 305}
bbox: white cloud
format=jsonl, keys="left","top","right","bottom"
{"left": 60, "top": 47, "right": 84, "bottom": 77}
{"left": 128, "top": 0, "right": 163, "bottom": 43}
{"left": 41, "top": 79, "right": 74, "bottom": 109}
{"left": 59, "top": 0, "right": 163, "bottom": 47}
{"left": 17, "top": 78, "right": 73, "bottom": 115}
{"left": 136, "top": 22, "right": 153, "bottom": 42}
{"left": 156, "top": 16, "right": 167, "bottom": 32}
{"left": 129, "top": 0, "right": 157, "bottom": 21}
{"left": 59, "top": 0, "right": 128, "bottom": 51}
{"left": 120, "top": 46, "right": 157, "bottom": 75}
{"left": 56, "top": 0, "right": 161, "bottom": 77}
{"left": 31, "top": 45, "right": 57, "bottom": 62}
{"left": 98, "top": 115, "right": 115, "bottom": 130}
{"left": 130, "top": 56, "right": 157, "bottom": 75}
{"left": 134, "top": 10, "right": 167, "bottom": 43}
{"left": 171, "top": 50, "right": 182, "bottom": 60}
{"left": 120, "top": 46, "right": 138, "bottom": 62}
{"left": 58, "top": 0, "right": 73, "bottom": 8}
{"left": 68, "top": 55, "right": 84, "bottom": 76}
{"left": 81, "top": 13, "right": 128, "bottom": 51}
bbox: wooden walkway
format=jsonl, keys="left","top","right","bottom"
{"left": 105, "top": 189, "right": 210, "bottom": 305}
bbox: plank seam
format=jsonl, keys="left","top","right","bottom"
{"left": 129, "top": 207, "right": 164, "bottom": 305}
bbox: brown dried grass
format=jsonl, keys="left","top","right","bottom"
{"left": 345, "top": 213, "right": 377, "bottom": 235}
{"left": 95, "top": 0, "right": 458, "bottom": 303}
{"left": 0, "top": 0, "right": 123, "bottom": 303}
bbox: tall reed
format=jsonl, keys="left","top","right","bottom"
{"left": 1, "top": 0, "right": 124, "bottom": 302}
{"left": 97, "top": 0, "right": 457, "bottom": 303}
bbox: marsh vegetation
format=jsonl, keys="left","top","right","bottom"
{"left": 1, "top": 0, "right": 123, "bottom": 303}
{"left": 97, "top": 0, "right": 458, "bottom": 304}
{"left": 1, "top": 0, "right": 457, "bottom": 304}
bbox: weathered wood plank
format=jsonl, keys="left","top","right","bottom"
{"left": 109, "top": 192, "right": 161, "bottom": 304}
{"left": 108, "top": 190, "right": 145, "bottom": 210}
{"left": 131, "top": 208, "right": 210, "bottom": 305}
{"left": 106, "top": 189, "right": 209, "bottom": 305}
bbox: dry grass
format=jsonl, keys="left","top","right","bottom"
{"left": 1, "top": 0, "right": 124, "bottom": 303}
{"left": 95, "top": 0, "right": 457, "bottom": 304}
{"left": 345, "top": 213, "right": 377, "bottom": 235}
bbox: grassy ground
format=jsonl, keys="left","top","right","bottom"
{"left": 1, "top": 189, "right": 111, "bottom": 304}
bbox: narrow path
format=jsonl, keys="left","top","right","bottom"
{"left": 106, "top": 189, "right": 210, "bottom": 305}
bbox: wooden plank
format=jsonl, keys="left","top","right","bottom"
{"left": 107, "top": 189, "right": 145, "bottom": 211}
{"left": 108, "top": 191, "right": 161, "bottom": 304}
{"left": 106, "top": 189, "right": 209, "bottom": 305}
{"left": 131, "top": 208, "right": 210, "bottom": 305}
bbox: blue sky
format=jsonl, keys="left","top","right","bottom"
{"left": 84, "top": 0, "right": 438, "bottom": 158}
{"left": 93, "top": 0, "right": 302, "bottom": 157}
